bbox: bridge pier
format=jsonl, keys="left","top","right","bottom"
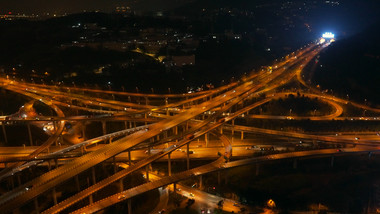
{"left": 168, "top": 152, "right": 172, "bottom": 176}
{"left": 205, "top": 133, "right": 209, "bottom": 147}
{"left": 241, "top": 131, "right": 244, "bottom": 140}
{"left": 128, "top": 199, "right": 132, "bottom": 214}
{"left": 102, "top": 121, "right": 108, "bottom": 143}
{"left": 89, "top": 194, "right": 93, "bottom": 204}
{"left": 34, "top": 197, "right": 40, "bottom": 214}
{"left": 231, "top": 119, "right": 235, "bottom": 135}
{"left": 52, "top": 187, "right": 58, "bottom": 205}
{"left": 1, "top": 123, "right": 8, "bottom": 144}
{"left": 47, "top": 160, "right": 51, "bottom": 171}
{"left": 199, "top": 175, "right": 203, "bottom": 190}
{"left": 128, "top": 150, "right": 132, "bottom": 165}
{"left": 75, "top": 175, "right": 80, "bottom": 192}
{"left": 27, "top": 123, "right": 33, "bottom": 146}
{"left": 119, "top": 178, "right": 124, "bottom": 192}
{"left": 220, "top": 126, "right": 223, "bottom": 134}
{"left": 144, "top": 113, "right": 148, "bottom": 125}
{"left": 145, "top": 165, "right": 150, "bottom": 182}
{"left": 186, "top": 143, "right": 190, "bottom": 170}
{"left": 113, "top": 157, "right": 117, "bottom": 173}
{"left": 92, "top": 167, "right": 96, "bottom": 184}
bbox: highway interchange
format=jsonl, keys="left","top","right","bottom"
{"left": 0, "top": 41, "right": 379, "bottom": 213}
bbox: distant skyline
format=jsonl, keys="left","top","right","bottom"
{"left": 0, "top": 0, "right": 194, "bottom": 14}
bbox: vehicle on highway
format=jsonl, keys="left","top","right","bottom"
{"left": 260, "top": 146, "right": 275, "bottom": 151}
{"left": 118, "top": 195, "right": 126, "bottom": 200}
{"left": 355, "top": 137, "right": 360, "bottom": 140}
{"left": 158, "top": 209, "right": 165, "bottom": 214}
{"left": 186, "top": 134, "right": 194, "bottom": 140}
{"left": 218, "top": 118, "right": 225, "bottom": 123}
{"left": 189, "top": 193, "right": 194, "bottom": 197}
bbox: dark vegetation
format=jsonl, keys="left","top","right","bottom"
{"left": 249, "top": 93, "right": 334, "bottom": 116}
{"left": 200, "top": 155, "right": 380, "bottom": 213}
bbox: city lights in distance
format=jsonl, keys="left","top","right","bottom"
{"left": 322, "top": 32, "right": 335, "bottom": 39}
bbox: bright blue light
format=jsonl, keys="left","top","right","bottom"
{"left": 322, "top": 32, "right": 335, "bottom": 39}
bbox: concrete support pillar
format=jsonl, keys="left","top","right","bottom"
{"left": 241, "top": 131, "right": 244, "bottom": 140}
{"left": 205, "top": 133, "right": 209, "bottom": 147}
{"left": 128, "top": 150, "right": 132, "bottom": 165}
{"left": 54, "top": 158, "right": 58, "bottom": 168}
{"left": 255, "top": 163, "right": 260, "bottom": 176}
{"left": 186, "top": 121, "right": 189, "bottom": 130}
{"left": 220, "top": 126, "right": 223, "bottom": 134}
{"left": 174, "top": 126, "right": 178, "bottom": 135}
{"left": 145, "top": 165, "right": 149, "bottom": 182}
{"left": 168, "top": 152, "right": 172, "bottom": 176}
{"left": 128, "top": 199, "right": 132, "bottom": 214}
{"left": 34, "top": 197, "right": 39, "bottom": 214}
{"left": 47, "top": 160, "right": 51, "bottom": 171}
{"left": 92, "top": 167, "right": 96, "bottom": 184}
{"left": 119, "top": 178, "right": 124, "bottom": 192}
{"left": 293, "top": 159, "right": 298, "bottom": 169}
{"left": 199, "top": 175, "right": 203, "bottom": 190}
{"left": 52, "top": 187, "right": 58, "bottom": 205}
{"left": 102, "top": 121, "right": 107, "bottom": 143}
{"left": 173, "top": 183, "right": 177, "bottom": 194}
{"left": 186, "top": 143, "right": 190, "bottom": 170}
{"left": 113, "top": 157, "right": 117, "bottom": 173}
{"left": 75, "top": 175, "right": 80, "bottom": 192}
{"left": 129, "top": 121, "right": 132, "bottom": 129}
{"left": 144, "top": 113, "right": 147, "bottom": 126}
{"left": 124, "top": 121, "right": 128, "bottom": 129}
{"left": 27, "top": 124, "right": 33, "bottom": 146}
{"left": 330, "top": 156, "right": 334, "bottom": 167}
{"left": 231, "top": 119, "right": 235, "bottom": 135}
{"left": 89, "top": 194, "right": 93, "bottom": 204}
{"left": 164, "top": 131, "right": 168, "bottom": 138}
{"left": 2, "top": 123, "right": 8, "bottom": 144}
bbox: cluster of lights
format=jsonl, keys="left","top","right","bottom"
{"left": 322, "top": 32, "right": 335, "bottom": 39}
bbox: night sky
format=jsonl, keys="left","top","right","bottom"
{"left": 0, "top": 0, "right": 194, "bottom": 14}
